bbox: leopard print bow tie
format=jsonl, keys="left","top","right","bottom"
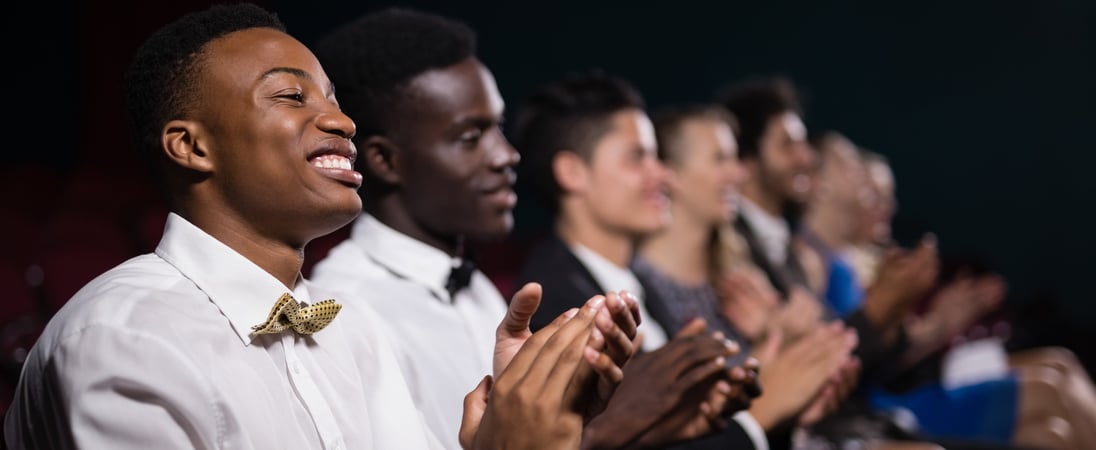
{"left": 251, "top": 293, "right": 342, "bottom": 336}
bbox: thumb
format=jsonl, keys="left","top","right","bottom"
{"left": 459, "top": 375, "right": 493, "bottom": 450}
{"left": 499, "top": 282, "right": 542, "bottom": 339}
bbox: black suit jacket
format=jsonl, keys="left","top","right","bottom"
{"left": 513, "top": 232, "right": 791, "bottom": 450}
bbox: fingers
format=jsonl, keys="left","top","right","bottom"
{"left": 753, "top": 328, "right": 783, "bottom": 366}
{"left": 672, "top": 346, "right": 731, "bottom": 390}
{"left": 529, "top": 296, "right": 604, "bottom": 393}
{"left": 674, "top": 317, "right": 709, "bottom": 339}
{"left": 499, "top": 305, "right": 580, "bottom": 384}
{"left": 459, "top": 375, "right": 493, "bottom": 450}
{"left": 498, "top": 282, "right": 542, "bottom": 339}
{"left": 618, "top": 290, "right": 642, "bottom": 329}
{"left": 584, "top": 345, "right": 625, "bottom": 387}
{"left": 664, "top": 334, "right": 737, "bottom": 378}
{"left": 597, "top": 292, "right": 638, "bottom": 367}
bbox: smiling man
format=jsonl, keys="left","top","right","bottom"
{"left": 309, "top": 9, "right": 639, "bottom": 449}
{"left": 4, "top": 4, "right": 630, "bottom": 449}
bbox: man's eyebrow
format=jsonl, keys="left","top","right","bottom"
{"left": 260, "top": 67, "right": 311, "bottom": 82}
{"left": 454, "top": 115, "right": 501, "bottom": 129}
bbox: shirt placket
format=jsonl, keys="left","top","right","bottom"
{"left": 281, "top": 333, "right": 346, "bottom": 450}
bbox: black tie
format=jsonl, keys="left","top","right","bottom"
{"left": 446, "top": 258, "right": 476, "bottom": 300}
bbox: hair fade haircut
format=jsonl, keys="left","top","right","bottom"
{"left": 510, "top": 69, "right": 646, "bottom": 212}
{"left": 124, "top": 2, "right": 286, "bottom": 174}
{"left": 312, "top": 7, "right": 476, "bottom": 139}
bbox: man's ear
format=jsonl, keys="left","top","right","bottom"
{"left": 162, "top": 120, "right": 214, "bottom": 173}
{"left": 359, "top": 135, "right": 402, "bottom": 185}
{"left": 552, "top": 150, "right": 589, "bottom": 194}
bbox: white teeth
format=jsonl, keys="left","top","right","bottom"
{"left": 311, "top": 155, "right": 352, "bottom": 170}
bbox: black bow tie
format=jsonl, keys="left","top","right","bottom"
{"left": 446, "top": 258, "right": 477, "bottom": 300}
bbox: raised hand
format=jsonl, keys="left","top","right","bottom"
{"left": 581, "top": 318, "right": 742, "bottom": 449}
{"left": 574, "top": 290, "right": 642, "bottom": 420}
{"left": 461, "top": 295, "right": 608, "bottom": 450}
{"left": 862, "top": 234, "right": 940, "bottom": 329}
{"left": 495, "top": 284, "right": 638, "bottom": 379}
{"left": 773, "top": 286, "right": 825, "bottom": 347}
{"left": 718, "top": 267, "right": 781, "bottom": 342}
{"left": 747, "top": 321, "right": 858, "bottom": 430}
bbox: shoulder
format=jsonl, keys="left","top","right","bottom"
{"left": 25, "top": 254, "right": 227, "bottom": 371}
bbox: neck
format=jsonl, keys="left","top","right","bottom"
{"left": 177, "top": 205, "right": 305, "bottom": 289}
{"left": 639, "top": 206, "right": 711, "bottom": 284}
{"left": 741, "top": 180, "right": 783, "bottom": 218}
{"left": 802, "top": 204, "right": 851, "bottom": 251}
{"left": 366, "top": 196, "right": 461, "bottom": 257}
{"left": 556, "top": 209, "right": 634, "bottom": 268}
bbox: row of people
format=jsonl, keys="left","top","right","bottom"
{"left": 6, "top": 3, "right": 1095, "bottom": 450}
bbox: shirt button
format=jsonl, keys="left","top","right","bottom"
{"left": 291, "top": 362, "right": 301, "bottom": 374}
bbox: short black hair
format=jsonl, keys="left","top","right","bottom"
{"left": 124, "top": 2, "right": 285, "bottom": 174}
{"left": 715, "top": 76, "right": 802, "bottom": 160}
{"left": 510, "top": 70, "right": 646, "bottom": 211}
{"left": 312, "top": 7, "right": 476, "bottom": 139}
{"left": 651, "top": 103, "right": 738, "bottom": 167}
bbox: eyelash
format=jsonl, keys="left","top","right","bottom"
{"left": 278, "top": 90, "right": 304, "bottom": 102}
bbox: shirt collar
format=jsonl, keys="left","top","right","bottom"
{"left": 349, "top": 214, "right": 458, "bottom": 302}
{"left": 738, "top": 196, "right": 791, "bottom": 265}
{"left": 155, "top": 212, "right": 312, "bottom": 346}
{"left": 569, "top": 242, "right": 643, "bottom": 299}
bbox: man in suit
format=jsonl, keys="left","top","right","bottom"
{"left": 511, "top": 70, "right": 865, "bottom": 450}
{"left": 715, "top": 76, "right": 937, "bottom": 376}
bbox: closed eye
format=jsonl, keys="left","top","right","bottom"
{"left": 275, "top": 88, "right": 305, "bottom": 103}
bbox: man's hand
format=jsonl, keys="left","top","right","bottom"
{"left": 862, "top": 234, "right": 940, "bottom": 329}
{"left": 581, "top": 319, "right": 742, "bottom": 449}
{"left": 572, "top": 290, "right": 641, "bottom": 421}
{"left": 491, "top": 283, "right": 640, "bottom": 430}
{"left": 747, "top": 321, "right": 858, "bottom": 430}
{"left": 461, "top": 295, "right": 609, "bottom": 450}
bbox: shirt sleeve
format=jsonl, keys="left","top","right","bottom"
{"left": 733, "top": 411, "right": 770, "bottom": 450}
{"left": 6, "top": 325, "right": 229, "bottom": 450}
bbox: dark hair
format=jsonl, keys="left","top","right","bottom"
{"left": 124, "top": 2, "right": 285, "bottom": 174}
{"left": 510, "top": 70, "right": 646, "bottom": 211}
{"left": 312, "top": 7, "right": 476, "bottom": 139}
{"left": 651, "top": 103, "right": 738, "bottom": 167}
{"left": 715, "top": 76, "right": 802, "bottom": 160}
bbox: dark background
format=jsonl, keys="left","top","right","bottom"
{"left": 4, "top": 0, "right": 1093, "bottom": 373}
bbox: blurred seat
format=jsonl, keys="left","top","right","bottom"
{"left": 55, "top": 166, "right": 159, "bottom": 220}
{"left": 0, "top": 207, "right": 44, "bottom": 269}
{"left": 0, "top": 163, "right": 62, "bottom": 222}
{"left": 35, "top": 245, "right": 132, "bottom": 313}
{"left": 137, "top": 204, "right": 170, "bottom": 253}
{"left": 0, "top": 261, "right": 38, "bottom": 324}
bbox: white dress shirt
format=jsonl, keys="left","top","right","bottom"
{"left": 569, "top": 243, "right": 668, "bottom": 351}
{"left": 4, "top": 213, "right": 442, "bottom": 450}
{"left": 738, "top": 197, "right": 791, "bottom": 267}
{"left": 310, "top": 214, "right": 507, "bottom": 450}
